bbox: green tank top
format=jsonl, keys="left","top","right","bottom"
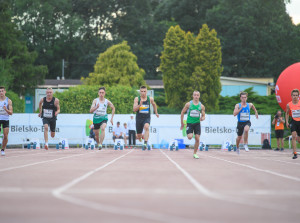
{"left": 187, "top": 100, "right": 201, "bottom": 124}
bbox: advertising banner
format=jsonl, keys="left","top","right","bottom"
{"left": 5, "top": 114, "right": 271, "bottom": 146}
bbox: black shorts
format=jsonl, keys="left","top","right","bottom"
{"left": 136, "top": 117, "right": 150, "bottom": 134}
{"left": 290, "top": 119, "right": 300, "bottom": 136}
{"left": 186, "top": 123, "right": 201, "bottom": 135}
{"left": 113, "top": 135, "right": 124, "bottom": 140}
{"left": 94, "top": 120, "right": 107, "bottom": 130}
{"left": 275, "top": 130, "right": 284, "bottom": 139}
{"left": 42, "top": 118, "right": 56, "bottom": 133}
{"left": 0, "top": 120, "right": 9, "bottom": 129}
{"left": 236, "top": 121, "right": 251, "bottom": 136}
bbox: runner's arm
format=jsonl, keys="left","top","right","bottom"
{"left": 4, "top": 99, "right": 13, "bottom": 115}
{"left": 38, "top": 98, "right": 43, "bottom": 117}
{"left": 250, "top": 103, "right": 258, "bottom": 119}
{"left": 55, "top": 98, "right": 60, "bottom": 116}
{"left": 89, "top": 99, "right": 98, "bottom": 113}
{"left": 150, "top": 97, "right": 159, "bottom": 118}
{"left": 285, "top": 104, "right": 290, "bottom": 129}
{"left": 233, "top": 104, "right": 242, "bottom": 116}
{"left": 180, "top": 102, "right": 189, "bottom": 130}
{"left": 133, "top": 97, "right": 140, "bottom": 112}
{"left": 108, "top": 100, "right": 115, "bottom": 125}
{"left": 271, "top": 117, "right": 276, "bottom": 125}
{"left": 200, "top": 104, "right": 205, "bottom": 121}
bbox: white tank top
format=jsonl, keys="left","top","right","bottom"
{"left": 0, "top": 97, "right": 9, "bottom": 121}
{"left": 94, "top": 98, "right": 108, "bottom": 116}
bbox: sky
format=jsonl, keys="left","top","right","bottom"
{"left": 286, "top": 0, "right": 300, "bottom": 25}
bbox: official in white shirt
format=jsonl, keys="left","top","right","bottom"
{"left": 113, "top": 121, "right": 123, "bottom": 142}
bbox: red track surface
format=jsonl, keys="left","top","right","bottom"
{"left": 0, "top": 148, "right": 299, "bottom": 223}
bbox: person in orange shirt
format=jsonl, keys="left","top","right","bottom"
{"left": 285, "top": 89, "right": 300, "bottom": 159}
{"left": 272, "top": 110, "right": 285, "bottom": 151}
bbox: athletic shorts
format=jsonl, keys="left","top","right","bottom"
{"left": 186, "top": 123, "right": 201, "bottom": 135}
{"left": 290, "top": 119, "right": 300, "bottom": 136}
{"left": 113, "top": 135, "right": 124, "bottom": 140}
{"left": 275, "top": 130, "right": 284, "bottom": 139}
{"left": 236, "top": 121, "right": 251, "bottom": 136}
{"left": 0, "top": 120, "right": 9, "bottom": 129}
{"left": 94, "top": 120, "right": 107, "bottom": 130}
{"left": 136, "top": 117, "right": 150, "bottom": 134}
{"left": 42, "top": 118, "right": 56, "bottom": 133}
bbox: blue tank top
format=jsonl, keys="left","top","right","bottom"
{"left": 0, "top": 97, "right": 9, "bottom": 121}
{"left": 237, "top": 103, "right": 250, "bottom": 122}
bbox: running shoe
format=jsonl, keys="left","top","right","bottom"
{"left": 98, "top": 144, "right": 102, "bottom": 150}
{"left": 45, "top": 145, "right": 48, "bottom": 150}
{"left": 280, "top": 148, "right": 284, "bottom": 151}
{"left": 193, "top": 154, "right": 199, "bottom": 159}
{"left": 244, "top": 145, "right": 249, "bottom": 152}
{"left": 292, "top": 153, "right": 298, "bottom": 159}
{"left": 1, "top": 150, "right": 5, "bottom": 156}
{"left": 236, "top": 147, "right": 240, "bottom": 155}
{"left": 274, "top": 148, "right": 279, "bottom": 151}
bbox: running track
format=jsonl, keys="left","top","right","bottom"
{"left": 0, "top": 148, "right": 299, "bottom": 223}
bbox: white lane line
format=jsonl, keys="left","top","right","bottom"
{"left": 160, "top": 149, "right": 296, "bottom": 213}
{"left": 254, "top": 157, "right": 300, "bottom": 165}
{"left": 202, "top": 154, "right": 300, "bottom": 182}
{"left": 52, "top": 150, "right": 201, "bottom": 223}
{"left": 2, "top": 151, "right": 60, "bottom": 159}
{"left": 0, "top": 151, "right": 98, "bottom": 172}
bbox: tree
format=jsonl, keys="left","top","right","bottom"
{"left": 82, "top": 41, "right": 146, "bottom": 87}
{"left": 205, "top": 0, "right": 300, "bottom": 79}
{"left": 187, "top": 24, "right": 223, "bottom": 111}
{"left": 154, "top": 0, "right": 219, "bottom": 33}
{"left": 160, "top": 25, "right": 222, "bottom": 111}
{"left": 0, "top": 0, "right": 47, "bottom": 94}
{"left": 11, "top": 0, "right": 123, "bottom": 79}
{"left": 160, "top": 25, "right": 193, "bottom": 108}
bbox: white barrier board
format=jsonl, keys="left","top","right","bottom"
{"left": 7, "top": 114, "right": 271, "bottom": 146}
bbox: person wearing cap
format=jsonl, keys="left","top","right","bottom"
{"left": 112, "top": 121, "right": 123, "bottom": 142}
{"left": 127, "top": 114, "right": 136, "bottom": 146}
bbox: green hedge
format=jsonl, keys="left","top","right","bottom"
{"left": 53, "top": 85, "right": 138, "bottom": 114}
{"left": 6, "top": 91, "right": 24, "bottom": 113}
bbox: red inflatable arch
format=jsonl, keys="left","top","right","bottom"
{"left": 275, "top": 62, "right": 300, "bottom": 111}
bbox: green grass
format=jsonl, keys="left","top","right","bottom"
{"left": 270, "top": 137, "right": 300, "bottom": 149}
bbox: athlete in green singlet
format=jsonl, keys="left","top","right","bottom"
{"left": 180, "top": 91, "right": 205, "bottom": 159}
{"left": 90, "top": 87, "right": 115, "bottom": 150}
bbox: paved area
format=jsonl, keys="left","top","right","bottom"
{"left": 0, "top": 148, "right": 299, "bottom": 223}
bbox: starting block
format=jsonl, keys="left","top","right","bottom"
{"left": 27, "top": 138, "right": 41, "bottom": 149}
{"left": 114, "top": 139, "right": 124, "bottom": 150}
{"left": 169, "top": 140, "right": 179, "bottom": 151}
{"left": 56, "top": 138, "right": 69, "bottom": 149}
{"left": 83, "top": 138, "right": 96, "bottom": 150}
{"left": 199, "top": 141, "right": 208, "bottom": 151}
{"left": 222, "top": 139, "right": 232, "bottom": 151}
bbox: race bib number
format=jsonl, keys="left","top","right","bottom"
{"left": 95, "top": 107, "right": 106, "bottom": 116}
{"left": 292, "top": 109, "right": 300, "bottom": 118}
{"left": 139, "top": 105, "right": 149, "bottom": 113}
{"left": 0, "top": 106, "right": 7, "bottom": 115}
{"left": 190, "top": 110, "right": 200, "bottom": 117}
{"left": 240, "top": 112, "right": 249, "bottom": 121}
{"left": 43, "top": 109, "right": 53, "bottom": 118}
{"left": 277, "top": 120, "right": 280, "bottom": 126}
